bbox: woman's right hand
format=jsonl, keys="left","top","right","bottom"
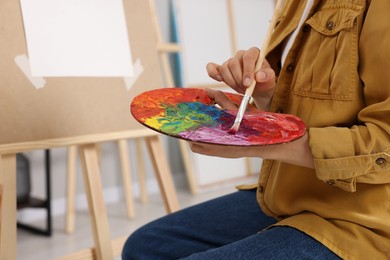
{"left": 206, "top": 47, "right": 276, "bottom": 111}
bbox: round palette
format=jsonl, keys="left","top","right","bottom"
{"left": 130, "top": 88, "right": 306, "bottom": 146}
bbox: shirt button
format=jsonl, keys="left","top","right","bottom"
{"left": 258, "top": 186, "right": 264, "bottom": 193}
{"left": 286, "top": 64, "right": 294, "bottom": 72}
{"left": 276, "top": 108, "right": 284, "bottom": 113}
{"left": 376, "top": 158, "right": 386, "bottom": 165}
{"left": 326, "top": 21, "right": 334, "bottom": 30}
{"left": 326, "top": 179, "right": 336, "bottom": 185}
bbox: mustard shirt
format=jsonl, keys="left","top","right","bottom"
{"left": 257, "top": 0, "right": 390, "bottom": 259}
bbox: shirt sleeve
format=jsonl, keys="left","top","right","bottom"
{"left": 308, "top": 1, "right": 390, "bottom": 192}
{"left": 309, "top": 127, "right": 390, "bottom": 192}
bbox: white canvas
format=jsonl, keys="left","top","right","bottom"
{"left": 20, "top": 0, "right": 134, "bottom": 77}
{"left": 173, "top": 0, "right": 274, "bottom": 87}
{"left": 173, "top": 0, "right": 233, "bottom": 86}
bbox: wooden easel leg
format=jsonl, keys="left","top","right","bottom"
{"left": 117, "top": 139, "right": 135, "bottom": 219}
{"left": 65, "top": 145, "right": 77, "bottom": 234}
{"left": 144, "top": 135, "right": 179, "bottom": 213}
{"left": 149, "top": 0, "right": 198, "bottom": 196}
{"left": 0, "top": 185, "right": 2, "bottom": 229}
{"left": 245, "top": 158, "right": 252, "bottom": 177}
{"left": 136, "top": 138, "right": 148, "bottom": 204}
{"left": 149, "top": 0, "right": 175, "bottom": 88}
{"left": 0, "top": 154, "right": 17, "bottom": 260}
{"left": 79, "top": 144, "right": 114, "bottom": 260}
{"left": 178, "top": 140, "right": 198, "bottom": 194}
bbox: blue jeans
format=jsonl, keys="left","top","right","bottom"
{"left": 122, "top": 190, "right": 340, "bottom": 259}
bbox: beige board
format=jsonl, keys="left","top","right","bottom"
{"left": 0, "top": 0, "right": 162, "bottom": 145}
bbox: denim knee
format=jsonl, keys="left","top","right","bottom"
{"left": 122, "top": 226, "right": 154, "bottom": 260}
{"left": 122, "top": 222, "right": 178, "bottom": 260}
{"left": 121, "top": 228, "right": 141, "bottom": 259}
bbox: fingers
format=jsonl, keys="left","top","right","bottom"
{"left": 205, "top": 88, "right": 237, "bottom": 110}
{"left": 206, "top": 62, "right": 223, "bottom": 82}
{"left": 206, "top": 47, "right": 276, "bottom": 94}
{"left": 189, "top": 143, "right": 205, "bottom": 155}
{"left": 242, "top": 47, "right": 260, "bottom": 87}
{"left": 189, "top": 142, "right": 244, "bottom": 158}
{"left": 207, "top": 51, "right": 246, "bottom": 94}
{"left": 189, "top": 142, "right": 224, "bottom": 157}
{"left": 219, "top": 60, "right": 242, "bottom": 92}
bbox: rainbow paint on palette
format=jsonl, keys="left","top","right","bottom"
{"left": 131, "top": 88, "right": 306, "bottom": 146}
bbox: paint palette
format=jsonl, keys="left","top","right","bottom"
{"left": 130, "top": 88, "right": 306, "bottom": 146}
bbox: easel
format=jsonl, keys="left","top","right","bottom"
{"left": 0, "top": 185, "right": 3, "bottom": 239}
{"left": 149, "top": 0, "right": 200, "bottom": 195}
{"left": 1, "top": 132, "right": 177, "bottom": 259}
{"left": 65, "top": 139, "right": 149, "bottom": 234}
{"left": 0, "top": 1, "right": 179, "bottom": 259}
{"left": 65, "top": 137, "right": 149, "bottom": 234}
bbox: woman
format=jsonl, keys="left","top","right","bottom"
{"left": 122, "top": 0, "right": 390, "bottom": 259}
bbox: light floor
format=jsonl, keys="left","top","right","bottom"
{"left": 16, "top": 186, "right": 237, "bottom": 260}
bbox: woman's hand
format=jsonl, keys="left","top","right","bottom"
{"left": 206, "top": 47, "right": 277, "bottom": 111}
{"left": 189, "top": 132, "right": 314, "bottom": 169}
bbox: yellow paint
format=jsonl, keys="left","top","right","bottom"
{"left": 144, "top": 116, "right": 164, "bottom": 129}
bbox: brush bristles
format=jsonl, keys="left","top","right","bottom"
{"left": 228, "top": 122, "right": 240, "bottom": 135}
{"left": 228, "top": 95, "right": 251, "bottom": 135}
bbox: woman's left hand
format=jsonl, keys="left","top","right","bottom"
{"left": 189, "top": 142, "right": 256, "bottom": 158}
{"left": 189, "top": 132, "right": 315, "bottom": 169}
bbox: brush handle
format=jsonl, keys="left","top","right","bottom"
{"left": 244, "top": 0, "right": 284, "bottom": 98}
{"left": 233, "top": 94, "right": 251, "bottom": 124}
{"left": 229, "top": 0, "right": 284, "bottom": 132}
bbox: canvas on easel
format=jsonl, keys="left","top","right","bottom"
{"left": 0, "top": 0, "right": 179, "bottom": 259}
{"left": 173, "top": 0, "right": 275, "bottom": 87}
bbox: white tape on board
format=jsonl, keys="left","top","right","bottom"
{"left": 123, "top": 59, "right": 144, "bottom": 91}
{"left": 14, "top": 54, "right": 47, "bottom": 89}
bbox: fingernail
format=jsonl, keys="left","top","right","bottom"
{"left": 216, "top": 75, "right": 222, "bottom": 81}
{"left": 258, "top": 71, "right": 266, "bottom": 80}
{"left": 244, "top": 77, "right": 251, "bottom": 86}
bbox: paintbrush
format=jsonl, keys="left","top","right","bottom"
{"left": 228, "top": 0, "right": 284, "bottom": 134}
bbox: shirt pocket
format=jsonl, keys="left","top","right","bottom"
{"left": 292, "top": 3, "right": 363, "bottom": 101}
